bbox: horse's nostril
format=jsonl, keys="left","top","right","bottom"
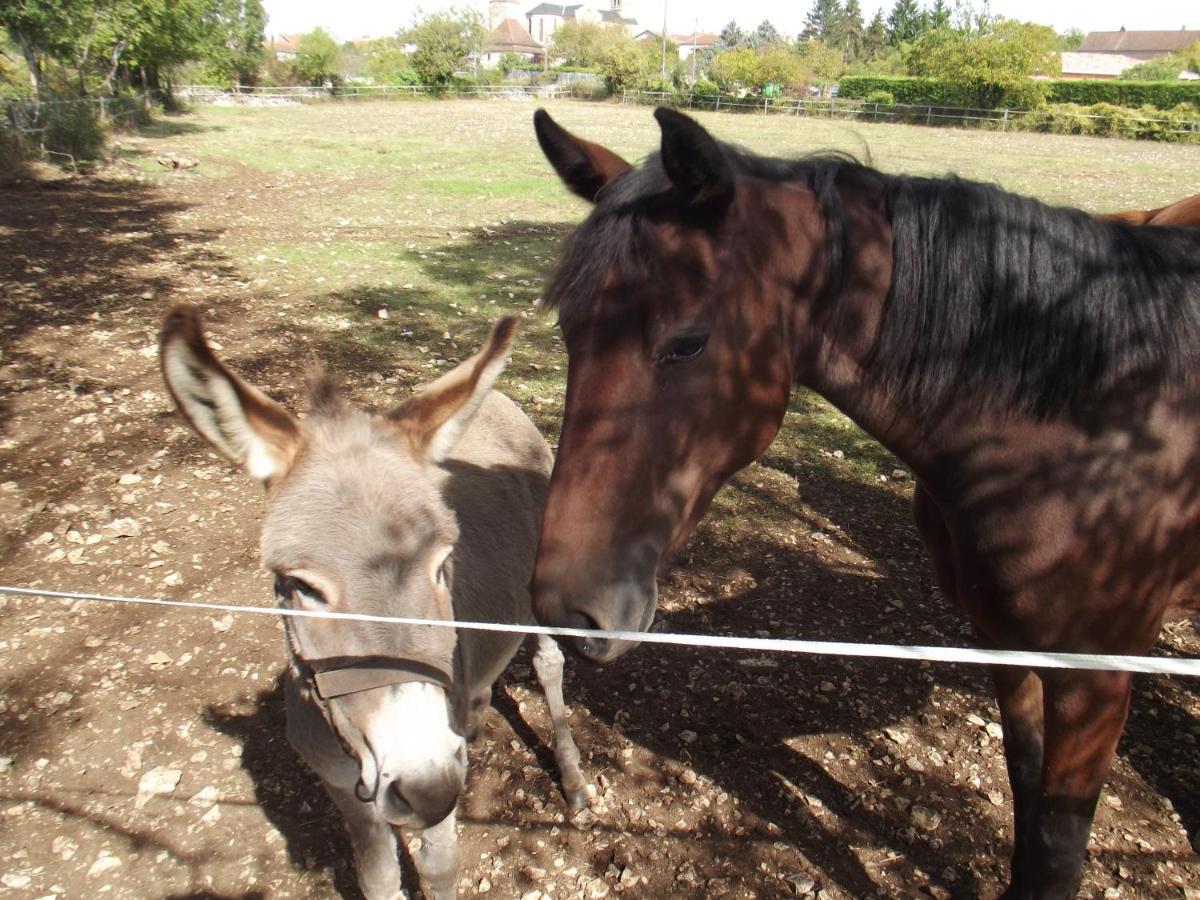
{"left": 557, "top": 611, "right": 615, "bottom": 663}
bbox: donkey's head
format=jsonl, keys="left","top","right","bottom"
{"left": 161, "top": 306, "right": 517, "bottom": 828}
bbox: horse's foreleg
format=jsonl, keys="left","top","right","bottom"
{"left": 414, "top": 807, "right": 459, "bottom": 900}
{"left": 991, "top": 666, "right": 1045, "bottom": 894}
{"left": 1003, "top": 668, "right": 1132, "bottom": 900}
{"left": 533, "top": 634, "right": 589, "bottom": 811}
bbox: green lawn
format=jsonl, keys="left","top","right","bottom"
{"left": 123, "top": 96, "right": 1200, "bottom": 515}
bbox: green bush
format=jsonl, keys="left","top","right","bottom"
{"left": 640, "top": 77, "right": 677, "bottom": 95}
{"left": 44, "top": 102, "right": 105, "bottom": 160}
{"left": 838, "top": 74, "right": 1045, "bottom": 110}
{"left": 691, "top": 78, "right": 720, "bottom": 96}
{"left": 863, "top": 89, "right": 895, "bottom": 108}
{"left": 1018, "top": 102, "right": 1200, "bottom": 142}
{"left": 0, "top": 124, "right": 28, "bottom": 182}
{"left": 571, "top": 80, "right": 611, "bottom": 100}
{"left": 1047, "top": 79, "right": 1200, "bottom": 110}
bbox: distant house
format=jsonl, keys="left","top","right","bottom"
{"left": 265, "top": 34, "right": 302, "bottom": 61}
{"left": 526, "top": 2, "right": 638, "bottom": 46}
{"left": 484, "top": 18, "right": 545, "bottom": 66}
{"left": 1061, "top": 29, "right": 1200, "bottom": 79}
{"left": 1079, "top": 28, "right": 1200, "bottom": 60}
{"left": 1059, "top": 51, "right": 1143, "bottom": 80}
{"left": 674, "top": 32, "right": 717, "bottom": 61}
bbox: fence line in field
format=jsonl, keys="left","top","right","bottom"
{"left": 2, "top": 585, "right": 1198, "bottom": 677}
{"left": 2, "top": 92, "right": 159, "bottom": 137}
{"left": 620, "top": 89, "right": 1200, "bottom": 138}
{"left": 174, "top": 83, "right": 581, "bottom": 105}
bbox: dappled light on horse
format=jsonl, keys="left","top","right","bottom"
{"left": 531, "top": 107, "right": 1200, "bottom": 899}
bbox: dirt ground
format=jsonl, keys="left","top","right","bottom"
{"left": 3, "top": 105, "right": 1200, "bottom": 900}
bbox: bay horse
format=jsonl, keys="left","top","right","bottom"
{"left": 1098, "top": 190, "right": 1200, "bottom": 227}
{"left": 161, "top": 307, "right": 587, "bottom": 900}
{"left": 529, "top": 107, "right": 1200, "bottom": 899}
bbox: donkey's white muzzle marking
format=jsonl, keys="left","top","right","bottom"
{"left": 360, "top": 682, "right": 467, "bottom": 826}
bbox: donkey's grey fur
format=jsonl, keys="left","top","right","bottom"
{"left": 160, "top": 309, "right": 587, "bottom": 900}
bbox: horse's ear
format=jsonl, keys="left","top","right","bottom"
{"left": 654, "top": 107, "right": 733, "bottom": 215}
{"left": 160, "top": 305, "right": 301, "bottom": 486}
{"left": 534, "top": 108, "right": 632, "bottom": 203}
{"left": 388, "top": 317, "right": 518, "bottom": 463}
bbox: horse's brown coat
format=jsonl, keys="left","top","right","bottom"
{"left": 530, "top": 109, "right": 1200, "bottom": 899}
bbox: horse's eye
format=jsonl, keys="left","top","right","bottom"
{"left": 661, "top": 335, "right": 707, "bottom": 364}
{"left": 275, "top": 574, "right": 326, "bottom": 605}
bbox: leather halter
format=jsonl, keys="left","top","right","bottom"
{"left": 303, "top": 655, "right": 454, "bottom": 699}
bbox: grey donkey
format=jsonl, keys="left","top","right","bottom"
{"left": 160, "top": 307, "right": 589, "bottom": 899}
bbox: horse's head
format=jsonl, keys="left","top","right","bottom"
{"left": 531, "top": 109, "right": 820, "bottom": 662}
{"left": 161, "top": 306, "right": 518, "bottom": 826}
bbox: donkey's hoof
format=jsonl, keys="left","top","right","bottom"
{"left": 566, "top": 788, "right": 591, "bottom": 814}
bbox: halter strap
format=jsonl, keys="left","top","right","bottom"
{"left": 305, "top": 656, "right": 454, "bottom": 699}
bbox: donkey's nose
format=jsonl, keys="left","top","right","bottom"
{"left": 391, "top": 765, "right": 463, "bottom": 827}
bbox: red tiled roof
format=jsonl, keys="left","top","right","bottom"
{"left": 488, "top": 18, "right": 544, "bottom": 53}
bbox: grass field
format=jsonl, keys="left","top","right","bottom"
{"left": 3, "top": 97, "right": 1200, "bottom": 899}
{"left": 124, "top": 96, "right": 1200, "bottom": 496}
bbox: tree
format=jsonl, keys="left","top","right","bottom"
{"left": 403, "top": 9, "right": 484, "bottom": 85}
{"left": 361, "top": 37, "right": 418, "bottom": 84}
{"left": 715, "top": 21, "right": 747, "bottom": 52}
{"left": 597, "top": 32, "right": 660, "bottom": 91}
{"left": 752, "top": 19, "right": 783, "bottom": 49}
{"left": 904, "top": 19, "right": 1059, "bottom": 106}
{"left": 756, "top": 47, "right": 804, "bottom": 87}
{"left": 801, "top": 0, "right": 844, "bottom": 46}
{"left": 711, "top": 45, "right": 802, "bottom": 92}
{"left": 549, "top": 20, "right": 625, "bottom": 67}
{"left": 927, "top": 0, "right": 951, "bottom": 31}
{"left": 1056, "top": 28, "right": 1084, "bottom": 51}
{"left": 294, "top": 27, "right": 339, "bottom": 84}
{"left": 885, "top": 0, "right": 924, "bottom": 47}
{"left": 842, "top": 0, "right": 865, "bottom": 61}
{"left": 796, "top": 39, "right": 844, "bottom": 91}
{"left": 1121, "top": 41, "right": 1200, "bottom": 80}
{"left": 862, "top": 10, "right": 887, "bottom": 60}
{"left": 206, "top": 0, "right": 267, "bottom": 85}
{"left": 0, "top": 0, "right": 92, "bottom": 104}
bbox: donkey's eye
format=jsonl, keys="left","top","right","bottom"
{"left": 275, "top": 574, "right": 326, "bottom": 605}
{"left": 660, "top": 335, "right": 707, "bottom": 364}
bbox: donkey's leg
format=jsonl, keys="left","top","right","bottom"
{"left": 1001, "top": 668, "right": 1133, "bottom": 900}
{"left": 286, "top": 688, "right": 404, "bottom": 900}
{"left": 991, "top": 666, "right": 1045, "bottom": 894}
{"left": 413, "top": 808, "right": 459, "bottom": 900}
{"left": 532, "top": 634, "right": 589, "bottom": 811}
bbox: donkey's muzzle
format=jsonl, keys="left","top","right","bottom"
{"left": 384, "top": 764, "right": 463, "bottom": 828}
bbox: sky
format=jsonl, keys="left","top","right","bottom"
{"left": 262, "top": 0, "right": 1196, "bottom": 43}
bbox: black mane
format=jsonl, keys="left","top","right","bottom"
{"left": 546, "top": 141, "right": 1200, "bottom": 417}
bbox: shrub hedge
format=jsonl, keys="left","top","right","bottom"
{"left": 839, "top": 75, "right": 1200, "bottom": 111}
{"left": 1047, "top": 79, "right": 1200, "bottom": 109}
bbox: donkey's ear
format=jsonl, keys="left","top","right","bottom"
{"left": 389, "top": 317, "right": 518, "bottom": 463}
{"left": 534, "top": 108, "right": 632, "bottom": 203}
{"left": 160, "top": 305, "right": 300, "bottom": 485}
{"left": 654, "top": 107, "right": 733, "bottom": 215}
